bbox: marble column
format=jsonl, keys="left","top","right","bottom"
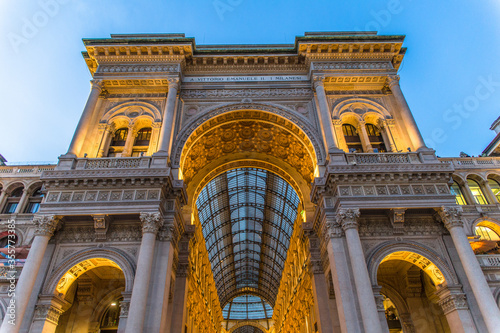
{"left": 67, "top": 79, "right": 104, "bottom": 156}
{"left": 338, "top": 208, "right": 384, "bottom": 333}
{"left": 121, "top": 127, "right": 137, "bottom": 157}
{"left": 157, "top": 78, "right": 179, "bottom": 155}
{"left": 97, "top": 126, "right": 113, "bottom": 158}
{"left": 125, "top": 212, "right": 163, "bottom": 333}
{"left": 13, "top": 189, "right": 29, "bottom": 214}
{"left": 481, "top": 180, "right": 497, "bottom": 205}
{"left": 333, "top": 120, "right": 349, "bottom": 152}
{"left": 438, "top": 207, "right": 500, "bottom": 333}
{"left": 312, "top": 76, "right": 340, "bottom": 153}
{"left": 0, "top": 190, "right": 6, "bottom": 212}
{"left": 435, "top": 286, "right": 477, "bottom": 333}
{"left": 325, "top": 217, "right": 362, "bottom": 333}
{"left": 357, "top": 121, "right": 374, "bottom": 153}
{"left": 378, "top": 119, "right": 397, "bottom": 152}
{"left": 373, "top": 286, "right": 390, "bottom": 333}
{"left": 386, "top": 75, "right": 426, "bottom": 151}
{"left": 0, "top": 215, "right": 61, "bottom": 333}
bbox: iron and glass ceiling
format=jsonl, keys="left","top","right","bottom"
{"left": 196, "top": 168, "right": 300, "bottom": 320}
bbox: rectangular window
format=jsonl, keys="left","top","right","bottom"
{"left": 25, "top": 202, "right": 40, "bottom": 214}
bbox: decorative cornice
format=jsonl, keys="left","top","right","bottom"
{"left": 386, "top": 75, "right": 400, "bottom": 89}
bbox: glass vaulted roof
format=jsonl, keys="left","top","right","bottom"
{"left": 196, "top": 168, "right": 300, "bottom": 320}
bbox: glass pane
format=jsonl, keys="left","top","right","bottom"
{"left": 475, "top": 226, "right": 500, "bottom": 241}
{"left": 488, "top": 179, "right": 500, "bottom": 203}
{"left": 467, "top": 179, "right": 488, "bottom": 205}
{"left": 4, "top": 203, "right": 17, "bottom": 214}
{"left": 450, "top": 182, "right": 467, "bottom": 205}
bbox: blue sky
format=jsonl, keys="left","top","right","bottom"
{"left": 1, "top": 0, "right": 499, "bottom": 162}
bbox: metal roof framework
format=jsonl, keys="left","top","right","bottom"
{"left": 196, "top": 168, "right": 300, "bottom": 321}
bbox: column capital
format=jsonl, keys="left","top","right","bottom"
{"left": 90, "top": 79, "right": 104, "bottom": 92}
{"left": 139, "top": 212, "right": 163, "bottom": 234}
{"left": 386, "top": 75, "right": 400, "bottom": 89}
{"left": 119, "top": 300, "right": 131, "bottom": 318}
{"left": 337, "top": 208, "right": 361, "bottom": 231}
{"left": 438, "top": 206, "right": 464, "bottom": 230}
{"left": 33, "top": 304, "right": 64, "bottom": 325}
{"left": 436, "top": 287, "right": 468, "bottom": 315}
{"left": 312, "top": 75, "right": 325, "bottom": 90}
{"left": 167, "top": 77, "right": 180, "bottom": 90}
{"left": 33, "top": 215, "right": 62, "bottom": 237}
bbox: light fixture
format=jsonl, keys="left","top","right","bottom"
{"left": 110, "top": 302, "right": 117, "bottom": 306}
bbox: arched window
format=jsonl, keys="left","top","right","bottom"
{"left": 488, "top": 179, "right": 500, "bottom": 203}
{"left": 3, "top": 187, "right": 23, "bottom": 214}
{"left": 450, "top": 182, "right": 467, "bottom": 205}
{"left": 132, "top": 127, "right": 152, "bottom": 157}
{"left": 108, "top": 128, "right": 128, "bottom": 157}
{"left": 365, "top": 123, "right": 386, "bottom": 152}
{"left": 342, "top": 124, "right": 363, "bottom": 152}
{"left": 467, "top": 179, "right": 488, "bottom": 205}
{"left": 475, "top": 225, "right": 500, "bottom": 241}
{"left": 100, "top": 298, "right": 122, "bottom": 332}
{"left": 25, "top": 187, "right": 44, "bottom": 214}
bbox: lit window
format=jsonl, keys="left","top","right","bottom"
{"left": 2, "top": 187, "right": 23, "bottom": 214}
{"left": 100, "top": 298, "right": 122, "bottom": 331}
{"left": 450, "top": 182, "right": 467, "bottom": 205}
{"left": 110, "top": 128, "right": 128, "bottom": 146}
{"left": 488, "top": 179, "right": 500, "bottom": 203}
{"left": 467, "top": 179, "right": 488, "bottom": 205}
{"left": 134, "top": 128, "right": 151, "bottom": 146}
{"left": 342, "top": 124, "right": 363, "bottom": 152}
{"left": 475, "top": 226, "right": 500, "bottom": 241}
{"left": 25, "top": 188, "right": 44, "bottom": 214}
{"left": 365, "top": 123, "right": 386, "bottom": 152}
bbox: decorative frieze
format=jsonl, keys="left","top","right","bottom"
{"left": 46, "top": 189, "right": 161, "bottom": 203}
{"left": 97, "top": 63, "right": 180, "bottom": 74}
{"left": 311, "top": 61, "right": 393, "bottom": 71}
{"left": 180, "top": 88, "right": 313, "bottom": 99}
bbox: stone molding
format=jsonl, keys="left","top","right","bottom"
{"left": 337, "top": 208, "right": 361, "bottom": 231}
{"left": 438, "top": 206, "right": 464, "bottom": 230}
{"left": 180, "top": 87, "right": 313, "bottom": 99}
{"left": 435, "top": 286, "right": 469, "bottom": 315}
{"left": 386, "top": 74, "right": 400, "bottom": 88}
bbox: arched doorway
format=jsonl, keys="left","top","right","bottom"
{"left": 377, "top": 251, "right": 451, "bottom": 333}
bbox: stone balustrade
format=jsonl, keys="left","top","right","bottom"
{"left": 345, "top": 152, "right": 420, "bottom": 165}
{"left": 477, "top": 255, "right": 500, "bottom": 268}
{"left": 0, "top": 165, "right": 56, "bottom": 176}
{"left": 439, "top": 157, "right": 500, "bottom": 169}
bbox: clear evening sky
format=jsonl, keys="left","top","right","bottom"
{"left": 1, "top": 0, "right": 499, "bottom": 163}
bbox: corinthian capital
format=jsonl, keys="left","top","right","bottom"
{"left": 438, "top": 206, "right": 464, "bottom": 230}
{"left": 33, "top": 215, "right": 61, "bottom": 237}
{"left": 167, "top": 77, "right": 180, "bottom": 90}
{"left": 90, "top": 79, "right": 104, "bottom": 91}
{"left": 386, "top": 75, "right": 400, "bottom": 89}
{"left": 140, "top": 212, "right": 162, "bottom": 234}
{"left": 337, "top": 208, "right": 361, "bottom": 231}
{"left": 312, "top": 75, "right": 325, "bottom": 90}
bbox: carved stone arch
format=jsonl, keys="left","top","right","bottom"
{"left": 24, "top": 180, "right": 43, "bottom": 195}
{"left": 378, "top": 282, "right": 410, "bottom": 316}
{"left": 43, "top": 247, "right": 135, "bottom": 296}
{"left": 3, "top": 181, "right": 26, "bottom": 194}
{"left": 465, "top": 172, "right": 487, "bottom": 184}
{"left": 451, "top": 174, "right": 467, "bottom": 187}
{"left": 229, "top": 321, "right": 268, "bottom": 333}
{"left": 332, "top": 97, "right": 392, "bottom": 120}
{"left": 486, "top": 171, "right": 500, "bottom": 183}
{"left": 471, "top": 216, "right": 500, "bottom": 238}
{"left": 171, "top": 102, "right": 326, "bottom": 168}
{"left": 101, "top": 100, "right": 162, "bottom": 124}
{"left": 367, "top": 241, "right": 459, "bottom": 286}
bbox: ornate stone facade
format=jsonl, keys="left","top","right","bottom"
{"left": 0, "top": 31, "right": 499, "bottom": 333}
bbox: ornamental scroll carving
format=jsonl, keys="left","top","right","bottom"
{"left": 337, "top": 208, "right": 361, "bottom": 231}
{"left": 33, "top": 215, "right": 62, "bottom": 237}
{"left": 139, "top": 212, "right": 162, "bottom": 234}
{"left": 438, "top": 206, "right": 464, "bottom": 230}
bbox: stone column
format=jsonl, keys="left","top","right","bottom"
{"left": 13, "top": 189, "right": 29, "bottom": 214}
{"left": 125, "top": 212, "right": 163, "bottom": 333}
{"left": 0, "top": 190, "right": 7, "bottom": 212}
{"left": 438, "top": 207, "right": 500, "bottom": 333}
{"left": 0, "top": 215, "right": 61, "bottom": 333}
{"left": 338, "top": 208, "right": 383, "bottom": 333}
{"left": 121, "top": 127, "right": 137, "bottom": 157}
{"left": 303, "top": 223, "right": 334, "bottom": 333}
{"left": 118, "top": 292, "right": 131, "bottom": 333}
{"left": 386, "top": 75, "right": 426, "bottom": 151}
{"left": 170, "top": 226, "right": 195, "bottom": 333}
{"left": 435, "top": 286, "right": 477, "bottom": 333}
{"left": 325, "top": 217, "right": 362, "bottom": 333}
{"left": 67, "top": 79, "right": 104, "bottom": 156}
{"left": 357, "top": 121, "right": 374, "bottom": 153}
{"left": 481, "top": 180, "right": 497, "bottom": 205}
{"left": 312, "top": 76, "right": 340, "bottom": 153}
{"left": 378, "top": 119, "right": 397, "bottom": 152}
{"left": 157, "top": 78, "right": 180, "bottom": 155}
{"left": 97, "top": 126, "right": 113, "bottom": 158}
{"left": 333, "top": 120, "right": 349, "bottom": 152}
